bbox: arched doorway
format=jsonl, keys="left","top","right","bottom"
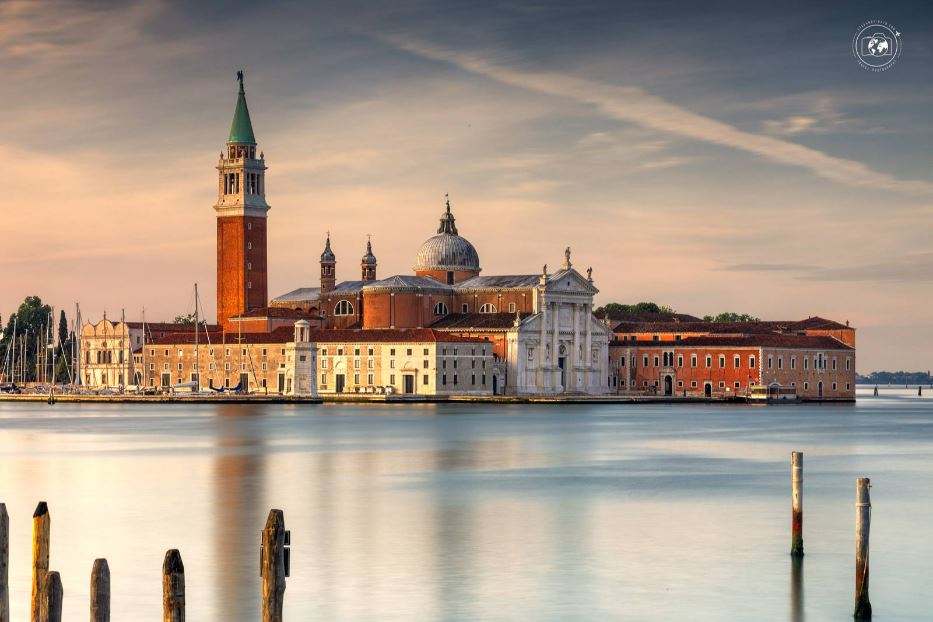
{"left": 492, "top": 375, "right": 498, "bottom": 395}
{"left": 818, "top": 381, "right": 824, "bottom": 398}
{"left": 664, "top": 375, "right": 673, "bottom": 396}
{"left": 704, "top": 382, "right": 712, "bottom": 398}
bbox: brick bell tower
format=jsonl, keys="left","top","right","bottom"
{"left": 215, "top": 70, "right": 270, "bottom": 327}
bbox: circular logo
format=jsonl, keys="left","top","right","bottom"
{"left": 852, "top": 20, "right": 901, "bottom": 71}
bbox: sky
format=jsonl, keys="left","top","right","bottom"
{"left": 1, "top": 0, "right": 931, "bottom": 372}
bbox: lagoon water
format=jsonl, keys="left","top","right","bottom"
{"left": 1, "top": 386, "right": 932, "bottom": 620}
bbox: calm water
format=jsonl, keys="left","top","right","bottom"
{"left": 1, "top": 387, "right": 932, "bottom": 621}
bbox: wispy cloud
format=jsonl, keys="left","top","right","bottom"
{"left": 799, "top": 253, "right": 933, "bottom": 283}
{"left": 720, "top": 263, "right": 819, "bottom": 272}
{"left": 387, "top": 38, "right": 933, "bottom": 195}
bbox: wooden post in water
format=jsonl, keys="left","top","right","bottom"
{"left": 162, "top": 549, "right": 185, "bottom": 622}
{"left": 854, "top": 478, "right": 872, "bottom": 619}
{"left": 0, "top": 503, "right": 8, "bottom": 622}
{"left": 791, "top": 452, "right": 804, "bottom": 557}
{"left": 38, "top": 571, "right": 62, "bottom": 622}
{"left": 31, "top": 502, "right": 50, "bottom": 622}
{"left": 90, "top": 558, "right": 110, "bottom": 622}
{"left": 261, "top": 509, "right": 287, "bottom": 622}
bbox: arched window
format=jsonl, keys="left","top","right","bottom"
{"left": 434, "top": 302, "right": 448, "bottom": 316}
{"left": 334, "top": 300, "right": 354, "bottom": 316}
{"left": 479, "top": 303, "right": 497, "bottom": 313}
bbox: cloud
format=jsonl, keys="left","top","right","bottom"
{"left": 386, "top": 38, "right": 933, "bottom": 195}
{"left": 722, "top": 255, "right": 933, "bottom": 283}
{"left": 799, "top": 253, "right": 933, "bottom": 283}
{"left": 720, "top": 263, "right": 819, "bottom": 272}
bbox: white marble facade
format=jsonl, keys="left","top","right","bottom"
{"left": 505, "top": 265, "right": 610, "bottom": 396}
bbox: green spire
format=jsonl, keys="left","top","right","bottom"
{"left": 228, "top": 70, "right": 256, "bottom": 145}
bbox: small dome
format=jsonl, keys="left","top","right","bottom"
{"left": 414, "top": 197, "right": 480, "bottom": 272}
{"left": 361, "top": 238, "right": 377, "bottom": 266}
{"left": 321, "top": 235, "right": 335, "bottom": 262}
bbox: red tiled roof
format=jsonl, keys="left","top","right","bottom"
{"left": 229, "top": 307, "right": 320, "bottom": 319}
{"left": 629, "top": 334, "right": 854, "bottom": 350}
{"left": 611, "top": 317, "right": 854, "bottom": 335}
{"left": 430, "top": 312, "right": 532, "bottom": 330}
{"left": 596, "top": 310, "right": 702, "bottom": 323}
{"left": 309, "top": 328, "right": 487, "bottom": 344}
{"left": 144, "top": 327, "right": 487, "bottom": 346}
{"left": 125, "top": 322, "right": 221, "bottom": 332}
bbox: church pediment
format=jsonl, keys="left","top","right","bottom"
{"left": 545, "top": 268, "right": 599, "bottom": 295}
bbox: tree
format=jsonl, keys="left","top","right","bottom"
{"left": 0, "top": 296, "right": 53, "bottom": 382}
{"left": 172, "top": 313, "right": 204, "bottom": 325}
{"left": 704, "top": 312, "right": 760, "bottom": 323}
{"left": 55, "top": 310, "right": 72, "bottom": 382}
{"left": 594, "top": 302, "right": 677, "bottom": 317}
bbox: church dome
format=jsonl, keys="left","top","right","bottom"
{"left": 413, "top": 198, "right": 480, "bottom": 273}
{"left": 361, "top": 238, "right": 377, "bottom": 266}
{"left": 321, "top": 234, "right": 335, "bottom": 262}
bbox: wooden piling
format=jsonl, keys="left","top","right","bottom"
{"left": 90, "top": 558, "right": 110, "bottom": 622}
{"left": 31, "top": 502, "right": 50, "bottom": 622}
{"left": 261, "top": 509, "right": 287, "bottom": 622}
{"left": 0, "top": 503, "right": 8, "bottom": 622}
{"left": 791, "top": 452, "right": 803, "bottom": 557}
{"left": 162, "top": 549, "right": 185, "bottom": 622}
{"left": 854, "top": 478, "right": 872, "bottom": 619}
{"left": 38, "top": 571, "right": 62, "bottom": 622}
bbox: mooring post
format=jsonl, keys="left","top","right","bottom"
{"left": 38, "top": 571, "right": 62, "bottom": 622}
{"left": 31, "top": 502, "right": 50, "bottom": 622}
{"left": 854, "top": 478, "right": 872, "bottom": 619}
{"left": 162, "top": 549, "right": 185, "bottom": 622}
{"left": 90, "top": 558, "right": 110, "bottom": 622}
{"left": 791, "top": 452, "right": 804, "bottom": 557}
{"left": 873, "top": 386, "right": 878, "bottom": 397}
{"left": 261, "top": 509, "right": 287, "bottom": 622}
{"left": 919, "top": 386, "right": 922, "bottom": 397}
{"left": 0, "top": 503, "right": 8, "bottom": 622}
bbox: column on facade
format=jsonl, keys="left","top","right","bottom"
{"left": 551, "top": 301, "right": 560, "bottom": 392}
{"left": 583, "top": 303, "right": 592, "bottom": 391}
{"left": 570, "top": 303, "right": 580, "bottom": 392}
{"left": 536, "top": 295, "right": 546, "bottom": 391}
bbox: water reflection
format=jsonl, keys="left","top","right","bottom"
{"left": 213, "top": 404, "right": 267, "bottom": 621}
{"left": 791, "top": 556, "right": 804, "bottom": 622}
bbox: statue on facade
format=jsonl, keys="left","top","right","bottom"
{"left": 586, "top": 267, "right": 593, "bottom": 281}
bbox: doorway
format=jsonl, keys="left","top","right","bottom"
{"left": 277, "top": 373, "right": 286, "bottom": 394}
{"left": 239, "top": 372, "right": 249, "bottom": 393}
{"left": 664, "top": 375, "right": 673, "bottom": 396}
{"left": 336, "top": 374, "right": 346, "bottom": 393}
{"left": 492, "top": 375, "right": 498, "bottom": 395}
{"left": 818, "top": 381, "right": 824, "bottom": 398}
{"left": 704, "top": 382, "right": 712, "bottom": 398}
{"left": 558, "top": 357, "right": 566, "bottom": 391}
{"left": 161, "top": 373, "right": 171, "bottom": 388}
{"left": 403, "top": 374, "right": 415, "bottom": 394}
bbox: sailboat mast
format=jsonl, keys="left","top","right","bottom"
{"left": 142, "top": 306, "right": 147, "bottom": 390}
{"left": 194, "top": 283, "right": 200, "bottom": 391}
{"left": 75, "top": 303, "right": 81, "bottom": 387}
{"left": 10, "top": 317, "right": 17, "bottom": 385}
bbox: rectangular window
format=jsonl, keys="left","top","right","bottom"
{"left": 321, "top": 373, "right": 327, "bottom": 385}
{"left": 453, "top": 374, "right": 458, "bottom": 385}
{"left": 734, "top": 355, "right": 740, "bottom": 368}
{"left": 791, "top": 356, "right": 796, "bottom": 370}
{"left": 804, "top": 382, "right": 809, "bottom": 390}
{"left": 749, "top": 356, "right": 756, "bottom": 369}
{"left": 423, "top": 360, "right": 429, "bottom": 368}
{"left": 643, "top": 355, "right": 649, "bottom": 367}
{"left": 354, "top": 347, "right": 360, "bottom": 356}
{"left": 719, "top": 355, "right": 725, "bottom": 368}
{"left": 390, "top": 374, "right": 396, "bottom": 384}
{"left": 734, "top": 381, "right": 741, "bottom": 389}
{"left": 832, "top": 357, "right": 837, "bottom": 370}
{"left": 442, "top": 374, "right": 447, "bottom": 385}
{"left": 390, "top": 348, "right": 396, "bottom": 356}
{"left": 691, "top": 380, "right": 697, "bottom": 388}
{"left": 471, "top": 374, "right": 476, "bottom": 385}
{"left": 804, "top": 358, "right": 808, "bottom": 370}
{"left": 407, "top": 348, "right": 413, "bottom": 356}
{"left": 367, "top": 358, "right": 373, "bottom": 369}
{"left": 677, "top": 355, "right": 683, "bottom": 368}
{"left": 322, "top": 348, "right": 328, "bottom": 356}
{"left": 691, "top": 354, "right": 697, "bottom": 367}
{"left": 423, "top": 348, "right": 429, "bottom": 355}
{"left": 653, "top": 355, "right": 659, "bottom": 367}
{"left": 846, "top": 358, "right": 851, "bottom": 371}
{"left": 367, "top": 373, "right": 374, "bottom": 385}
{"left": 779, "top": 357, "right": 784, "bottom": 370}
{"left": 706, "top": 355, "right": 712, "bottom": 368}
{"left": 322, "top": 359, "right": 328, "bottom": 369}
{"left": 423, "top": 374, "right": 429, "bottom": 385}
{"left": 509, "top": 302, "right": 516, "bottom": 313}
{"left": 353, "top": 373, "right": 360, "bottom": 385}
{"left": 462, "top": 304, "right": 469, "bottom": 313}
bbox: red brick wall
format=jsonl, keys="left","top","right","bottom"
{"left": 217, "top": 216, "right": 267, "bottom": 326}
